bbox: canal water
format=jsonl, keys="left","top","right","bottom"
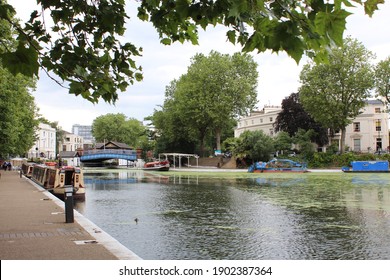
{"left": 74, "top": 170, "right": 390, "bottom": 260}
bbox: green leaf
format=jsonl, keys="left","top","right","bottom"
{"left": 135, "top": 73, "right": 143, "bottom": 82}
{"left": 315, "top": 9, "right": 351, "bottom": 46}
{"left": 227, "top": 30, "right": 236, "bottom": 44}
{"left": 364, "top": 0, "right": 384, "bottom": 17}
{"left": 160, "top": 38, "right": 172, "bottom": 45}
{"left": 0, "top": 43, "right": 39, "bottom": 77}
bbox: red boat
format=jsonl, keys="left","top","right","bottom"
{"left": 143, "top": 160, "right": 170, "bottom": 171}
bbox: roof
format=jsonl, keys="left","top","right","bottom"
{"left": 366, "top": 99, "right": 384, "bottom": 105}
{"left": 95, "top": 141, "right": 133, "bottom": 150}
{"left": 59, "top": 151, "right": 81, "bottom": 158}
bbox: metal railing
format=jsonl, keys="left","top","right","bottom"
{"left": 83, "top": 149, "right": 136, "bottom": 155}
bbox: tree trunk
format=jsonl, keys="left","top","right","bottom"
{"left": 199, "top": 128, "right": 207, "bottom": 157}
{"left": 340, "top": 127, "right": 346, "bottom": 154}
{"left": 215, "top": 128, "right": 221, "bottom": 152}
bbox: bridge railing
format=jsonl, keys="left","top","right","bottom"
{"left": 83, "top": 149, "right": 137, "bottom": 156}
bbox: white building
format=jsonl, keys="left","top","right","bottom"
{"left": 338, "top": 100, "right": 389, "bottom": 153}
{"left": 234, "top": 100, "right": 389, "bottom": 153}
{"left": 235, "top": 106, "right": 282, "bottom": 138}
{"left": 58, "top": 131, "right": 84, "bottom": 167}
{"left": 27, "top": 123, "right": 56, "bottom": 159}
{"left": 59, "top": 131, "right": 84, "bottom": 152}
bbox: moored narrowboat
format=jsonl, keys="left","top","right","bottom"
{"left": 342, "top": 161, "right": 390, "bottom": 173}
{"left": 142, "top": 160, "right": 170, "bottom": 171}
{"left": 28, "top": 164, "right": 85, "bottom": 200}
{"left": 21, "top": 163, "right": 34, "bottom": 178}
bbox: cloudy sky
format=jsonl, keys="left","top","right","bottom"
{"left": 10, "top": 1, "right": 390, "bottom": 132}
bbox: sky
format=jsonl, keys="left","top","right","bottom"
{"left": 9, "top": 1, "right": 390, "bottom": 132}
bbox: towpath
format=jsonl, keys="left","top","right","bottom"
{"left": 0, "top": 170, "right": 141, "bottom": 260}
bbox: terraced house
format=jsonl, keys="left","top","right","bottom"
{"left": 235, "top": 100, "right": 389, "bottom": 153}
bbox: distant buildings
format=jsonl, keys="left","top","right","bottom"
{"left": 72, "top": 124, "right": 94, "bottom": 147}
{"left": 60, "top": 131, "right": 84, "bottom": 152}
{"left": 58, "top": 126, "right": 92, "bottom": 166}
{"left": 340, "top": 100, "right": 389, "bottom": 153}
{"left": 235, "top": 105, "right": 281, "bottom": 138}
{"left": 27, "top": 123, "right": 56, "bottom": 159}
{"left": 235, "top": 100, "right": 389, "bottom": 153}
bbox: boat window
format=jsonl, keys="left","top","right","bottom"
{"left": 64, "top": 170, "right": 74, "bottom": 185}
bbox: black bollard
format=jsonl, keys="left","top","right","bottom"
{"left": 64, "top": 186, "right": 74, "bottom": 223}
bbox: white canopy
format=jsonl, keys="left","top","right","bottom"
{"left": 158, "top": 153, "right": 199, "bottom": 169}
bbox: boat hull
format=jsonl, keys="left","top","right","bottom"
{"left": 342, "top": 161, "right": 389, "bottom": 173}
{"left": 142, "top": 166, "right": 170, "bottom": 171}
{"left": 342, "top": 170, "right": 390, "bottom": 173}
{"left": 249, "top": 159, "right": 308, "bottom": 173}
{"left": 28, "top": 164, "right": 85, "bottom": 200}
{"left": 143, "top": 160, "right": 170, "bottom": 171}
{"left": 253, "top": 169, "right": 308, "bottom": 173}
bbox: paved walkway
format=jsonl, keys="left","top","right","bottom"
{"left": 0, "top": 170, "right": 141, "bottom": 260}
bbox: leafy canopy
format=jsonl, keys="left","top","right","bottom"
{"left": 235, "top": 130, "right": 274, "bottom": 162}
{"left": 0, "top": 66, "right": 39, "bottom": 157}
{"left": 0, "top": 0, "right": 143, "bottom": 103}
{"left": 150, "top": 51, "right": 258, "bottom": 155}
{"left": 92, "top": 113, "right": 147, "bottom": 147}
{"left": 0, "top": 0, "right": 384, "bottom": 103}
{"left": 299, "top": 37, "right": 375, "bottom": 153}
{"left": 374, "top": 57, "right": 390, "bottom": 106}
{"left": 138, "top": 0, "right": 383, "bottom": 63}
{"left": 274, "top": 92, "right": 328, "bottom": 146}
{"left": 0, "top": 4, "right": 39, "bottom": 158}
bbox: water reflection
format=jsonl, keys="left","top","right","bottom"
{"left": 74, "top": 171, "right": 390, "bottom": 260}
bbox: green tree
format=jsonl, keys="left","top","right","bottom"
{"left": 148, "top": 80, "right": 199, "bottom": 154}
{"left": 273, "top": 131, "right": 293, "bottom": 155}
{"left": 0, "top": 0, "right": 384, "bottom": 103}
{"left": 92, "top": 113, "right": 146, "bottom": 148}
{"left": 237, "top": 130, "right": 274, "bottom": 162}
{"left": 293, "top": 129, "right": 316, "bottom": 160}
{"left": 168, "top": 51, "right": 258, "bottom": 154}
{"left": 0, "top": 66, "right": 39, "bottom": 158}
{"left": 0, "top": 8, "right": 39, "bottom": 158}
{"left": 274, "top": 92, "right": 329, "bottom": 146}
{"left": 374, "top": 57, "right": 390, "bottom": 108}
{"left": 299, "top": 37, "right": 375, "bottom": 154}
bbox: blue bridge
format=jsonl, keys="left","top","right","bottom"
{"left": 80, "top": 149, "right": 137, "bottom": 162}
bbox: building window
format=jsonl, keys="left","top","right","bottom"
{"left": 377, "top": 138, "right": 382, "bottom": 151}
{"left": 269, "top": 128, "right": 274, "bottom": 136}
{"left": 376, "top": 120, "right": 381, "bottom": 131}
{"left": 260, "top": 119, "right": 263, "bottom": 123}
{"left": 353, "top": 122, "right": 360, "bottom": 132}
{"left": 251, "top": 120, "right": 254, "bottom": 125}
{"left": 269, "top": 117, "right": 273, "bottom": 122}
{"left": 375, "top": 108, "right": 381, "bottom": 113}
{"left": 353, "top": 139, "right": 361, "bottom": 152}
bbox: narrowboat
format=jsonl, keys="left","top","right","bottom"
{"left": 29, "top": 164, "right": 85, "bottom": 200}
{"left": 342, "top": 161, "right": 390, "bottom": 173}
{"left": 21, "top": 162, "right": 34, "bottom": 178}
{"left": 248, "top": 158, "right": 308, "bottom": 173}
{"left": 142, "top": 160, "right": 170, "bottom": 171}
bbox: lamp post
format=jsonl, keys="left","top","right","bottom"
{"left": 64, "top": 186, "right": 74, "bottom": 223}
